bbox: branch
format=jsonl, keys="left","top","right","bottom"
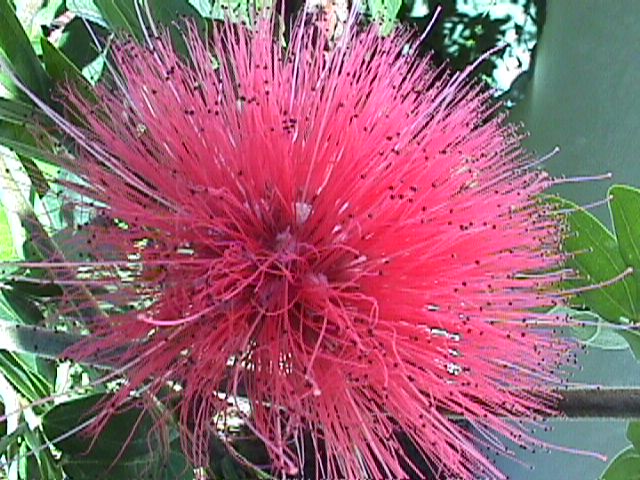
{"left": 1, "top": 320, "right": 639, "bottom": 419}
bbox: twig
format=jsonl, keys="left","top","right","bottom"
{"left": 2, "top": 319, "right": 639, "bottom": 419}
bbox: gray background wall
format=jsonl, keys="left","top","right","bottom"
{"left": 497, "top": 1, "right": 640, "bottom": 478}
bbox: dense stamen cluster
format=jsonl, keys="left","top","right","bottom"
{"left": 26, "top": 9, "right": 571, "bottom": 480}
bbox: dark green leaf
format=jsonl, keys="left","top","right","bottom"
{"left": 0, "top": 97, "right": 47, "bottom": 125}
{"left": 20, "top": 154, "right": 52, "bottom": 197}
{"left": 220, "top": 456, "right": 245, "bottom": 480}
{"left": 22, "top": 428, "right": 65, "bottom": 480}
{"left": 602, "top": 446, "right": 640, "bottom": 480}
{"left": 188, "top": 0, "right": 212, "bottom": 18}
{"left": 94, "top": 0, "right": 144, "bottom": 40}
{"left": 67, "top": 0, "right": 109, "bottom": 28}
{"left": 2, "top": 289, "right": 44, "bottom": 324}
{"left": 627, "top": 422, "right": 640, "bottom": 452}
{"left": 57, "top": 18, "right": 104, "bottom": 71}
{"left": 147, "top": 0, "right": 207, "bottom": 58}
{"left": 43, "top": 395, "right": 194, "bottom": 480}
{"left": 0, "top": 351, "right": 51, "bottom": 403}
{"left": 552, "top": 196, "right": 638, "bottom": 322}
{"left": 610, "top": 185, "right": 640, "bottom": 296}
{"left": 0, "top": 422, "right": 28, "bottom": 453}
{"left": 41, "top": 37, "right": 95, "bottom": 102}
{"left": 0, "top": 320, "right": 83, "bottom": 360}
{"left": 9, "top": 279, "right": 63, "bottom": 297}
{"left": 148, "top": 0, "right": 205, "bottom": 24}
{"left": 0, "top": 121, "right": 57, "bottom": 163}
{"left": 619, "top": 330, "right": 640, "bottom": 361}
{"left": 0, "top": 0, "right": 51, "bottom": 99}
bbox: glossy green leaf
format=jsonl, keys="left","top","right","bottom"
{"left": 0, "top": 97, "right": 46, "bottom": 125}
{"left": 43, "top": 395, "right": 193, "bottom": 480}
{"left": 0, "top": 351, "right": 51, "bottom": 403}
{"left": 0, "top": 423, "right": 28, "bottom": 454}
{"left": 602, "top": 446, "right": 640, "bottom": 480}
{"left": 552, "top": 196, "right": 638, "bottom": 323}
{"left": 552, "top": 306, "right": 630, "bottom": 350}
{"left": 0, "top": 320, "right": 85, "bottom": 362}
{"left": 368, "top": 0, "right": 402, "bottom": 34}
{"left": 619, "top": 330, "right": 640, "bottom": 361}
{"left": 0, "top": 0, "right": 51, "bottom": 99}
{"left": 2, "top": 289, "right": 44, "bottom": 325}
{"left": 57, "top": 18, "right": 104, "bottom": 73}
{"left": 188, "top": 0, "right": 213, "bottom": 18}
{"left": 220, "top": 456, "right": 245, "bottom": 480}
{"left": 40, "top": 36, "right": 85, "bottom": 82}
{"left": 0, "top": 121, "right": 57, "bottom": 163}
{"left": 21, "top": 427, "right": 65, "bottom": 480}
{"left": 0, "top": 202, "right": 16, "bottom": 260}
{"left": 147, "top": 0, "right": 207, "bottom": 58}
{"left": 41, "top": 37, "right": 95, "bottom": 102}
{"left": 610, "top": 185, "right": 640, "bottom": 293}
{"left": 67, "top": 0, "right": 109, "bottom": 28}
{"left": 0, "top": 121, "right": 59, "bottom": 198}
{"left": 627, "top": 422, "right": 640, "bottom": 452}
{"left": 94, "top": 0, "right": 144, "bottom": 40}
{"left": 148, "top": 0, "right": 205, "bottom": 24}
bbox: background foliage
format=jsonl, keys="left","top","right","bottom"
{"left": 0, "top": 1, "right": 638, "bottom": 479}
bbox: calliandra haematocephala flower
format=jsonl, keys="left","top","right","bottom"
{"left": 6, "top": 5, "right": 580, "bottom": 480}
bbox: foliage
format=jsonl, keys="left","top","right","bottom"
{"left": 602, "top": 423, "right": 640, "bottom": 480}
{"left": 3, "top": 1, "right": 630, "bottom": 479}
{"left": 551, "top": 187, "right": 640, "bottom": 479}
{"left": 553, "top": 187, "right": 640, "bottom": 355}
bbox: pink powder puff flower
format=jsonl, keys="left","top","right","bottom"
{"left": 16, "top": 7, "right": 574, "bottom": 480}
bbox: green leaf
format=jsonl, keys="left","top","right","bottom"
{"left": 41, "top": 37, "right": 95, "bottom": 102}
{"left": 220, "top": 456, "right": 245, "bottom": 480}
{"left": 627, "top": 422, "right": 640, "bottom": 452}
{"left": 552, "top": 196, "right": 638, "bottom": 323}
{"left": 0, "top": 0, "right": 51, "bottom": 99}
{"left": 94, "top": 0, "right": 144, "bottom": 41}
{"left": 81, "top": 50, "right": 107, "bottom": 85}
{"left": 0, "top": 122, "right": 60, "bottom": 197}
{"left": 2, "top": 288, "right": 44, "bottom": 325}
{"left": 0, "top": 320, "right": 83, "bottom": 361}
{"left": 0, "top": 97, "right": 47, "bottom": 125}
{"left": 188, "top": 0, "right": 212, "bottom": 18}
{"left": 21, "top": 427, "right": 65, "bottom": 480}
{"left": 0, "top": 351, "right": 51, "bottom": 403}
{"left": 147, "top": 0, "right": 207, "bottom": 58}
{"left": 27, "top": 0, "right": 66, "bottom": 56}
{"left": 602, "top": 446, "right": 640, "bottom": 480}
{"left": 43, "top": 395, "right": 193, "bottom": 480}
{"left": 148, "top": 0, "right": 205, "bottom": 24}
{"left": 619, "top": 329, "right": 640, "bottom": 360}
{"left": 0, "top": 201, "right": 17, "bottom": 260}
{"left": 57, "top": 18, "right": 104, "bottom": 72}
{"left": 67, "top": 0, "right": 109, "bottom": 28}
{"left": 209, "top": 0, "right": 266, "bottom": 23}
{"left": 0, "top": 121, "right": 57, "bottom": 163}
{"left": 0, "top": 423, "right": 29, "bottom": 454}
{"left": 557, "top": 307, "right": 630, "bottom": 350}
{"left": 610, "top": 185, "right": 640, "bottom": 294}
{"left": 368, "top": 0, "right": 402, "bottom": 34}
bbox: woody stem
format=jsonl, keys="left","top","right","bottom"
{"left": 1, "top": 320, "right": 638, "bottom": 418}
